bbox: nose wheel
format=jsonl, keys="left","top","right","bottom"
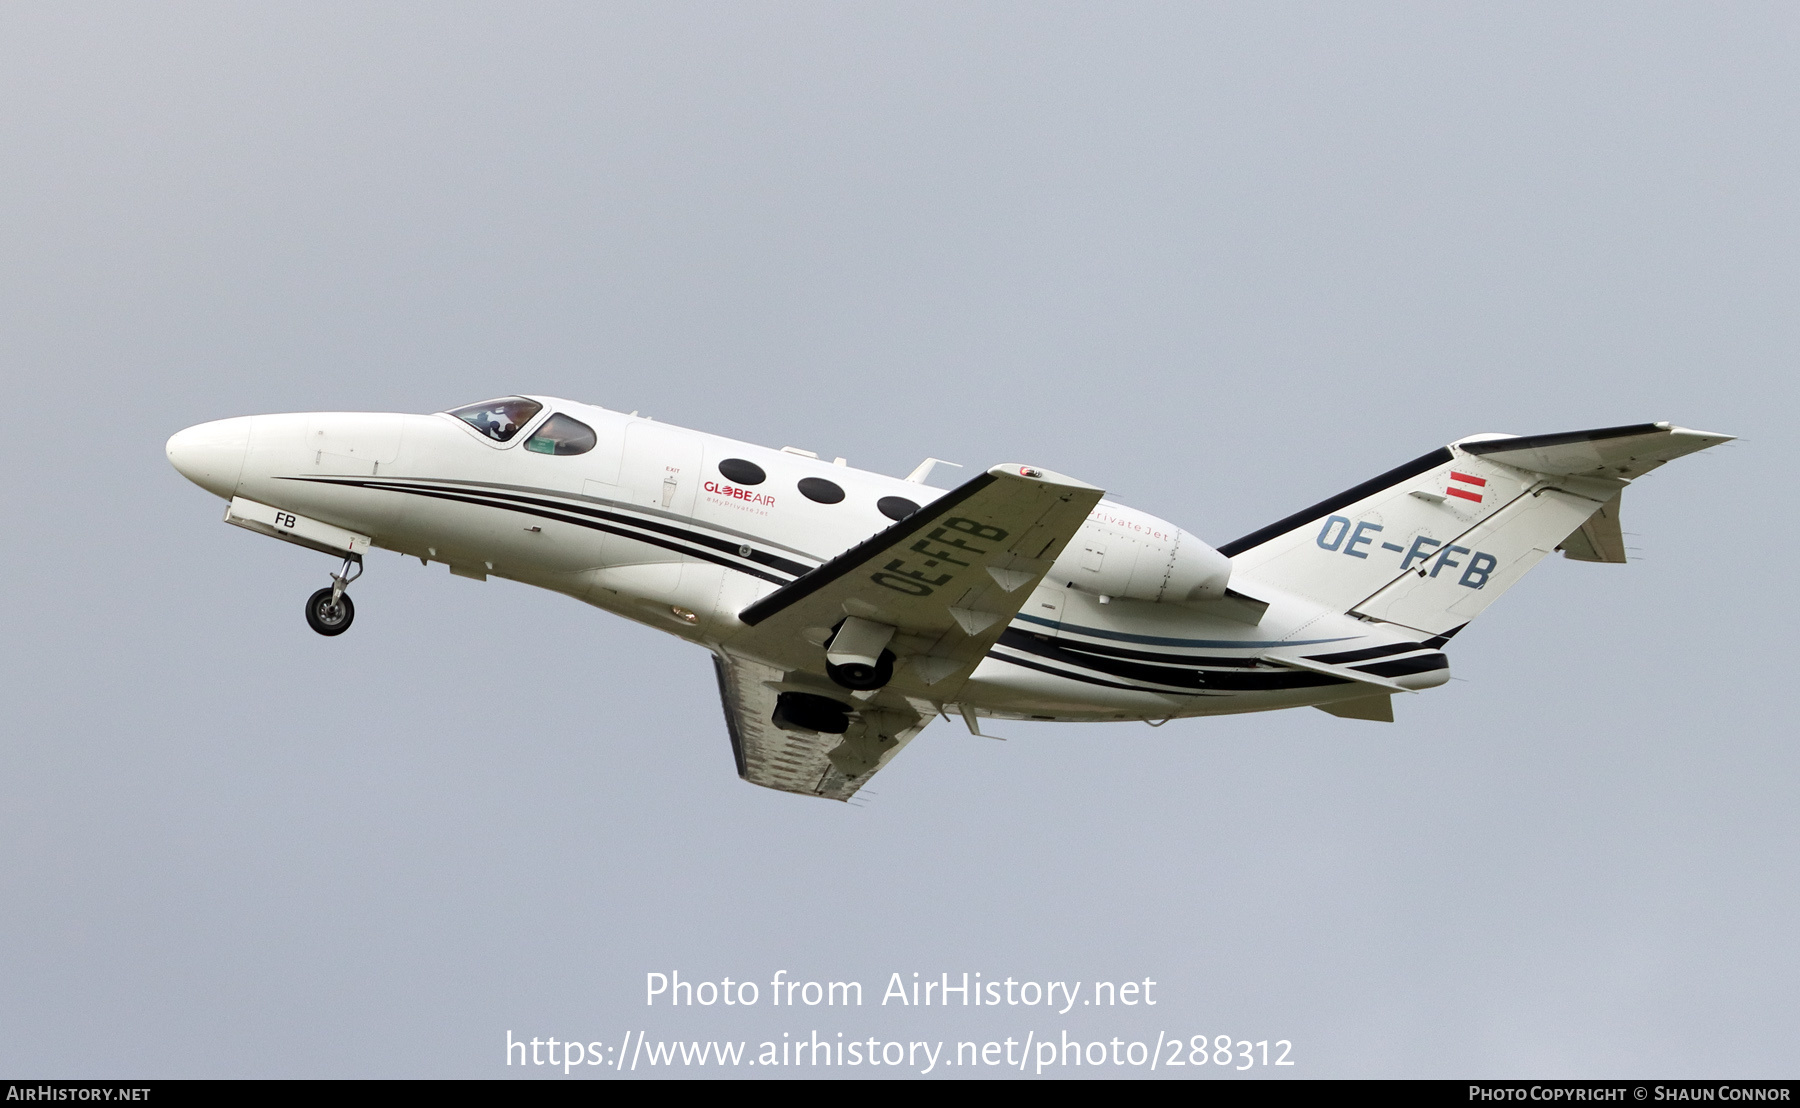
{"left": 305, "top": 555, "right": 361, "bottom": 636}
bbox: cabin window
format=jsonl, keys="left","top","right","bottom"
{"left": 877, "top": 496, "right": 920, "bottom": 521}
{"left": 798, "top": 477, "right": 845, "bottom": 504}
{"left": 449, "top": 397, "right": 542, "bottom": 443}
{"left": 718, "top": 458, "right": 766, "bottom": 485}
{"left": 525, "top": 413, "right": 597, "bottom": 456}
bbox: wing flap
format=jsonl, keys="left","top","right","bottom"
{"left": 711, "top": 653, "right": 928, "bottom": 801}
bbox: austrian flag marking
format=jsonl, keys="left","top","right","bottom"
{"left": 1446, "top": 471, "right": 1486, "bottom": 503}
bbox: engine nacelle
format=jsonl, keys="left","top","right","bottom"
{"left": 1051, "top": 503, "right": 1232, "bottom": 604}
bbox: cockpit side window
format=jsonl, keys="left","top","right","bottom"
{"left": 524, "top": 413, "right": 597, "bottom": 456}
{"left": 449, "top": 397, "right": 543, "bottom": 443}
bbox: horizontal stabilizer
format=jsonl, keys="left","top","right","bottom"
{"left": 1459, "top": 423, "right": 1732, "bottom": 479}
{"left": 1316, "top": 695, "right": 1394, "bottom": 722}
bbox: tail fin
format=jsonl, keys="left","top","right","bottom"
{"left": 1222, "top": 423, "right": 1731, "bottom": 635}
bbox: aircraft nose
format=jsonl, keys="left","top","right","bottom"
{"left": 166, "top": 417, "right": 252, "bottom": 499}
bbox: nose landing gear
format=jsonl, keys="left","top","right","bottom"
{"left": 305, "top": 555, "right": 362, "bottom": 636}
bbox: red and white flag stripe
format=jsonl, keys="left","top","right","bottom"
{"left": 1446, "top": 471, "right": 1486, "bottom": 503}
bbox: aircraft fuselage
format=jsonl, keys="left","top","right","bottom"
{"left": 167, "top": 396, "right": 1448, "bottom": 727}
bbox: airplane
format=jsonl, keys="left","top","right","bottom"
{"left": 166, "top": 397, "right": 1730, "bottom": 801}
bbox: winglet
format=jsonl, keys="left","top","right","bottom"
{"left": 987, "top": 464, "right": 1102, "bottom": 491}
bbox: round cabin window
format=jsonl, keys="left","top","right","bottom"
{"left": 877, "top": 496, "right": 921, "bottom": 521}
{"left": 797, "top": 477, "right": 845, "bottom": 504}
{"left": 717, "top": 458, "right": 766, "bottom": 485}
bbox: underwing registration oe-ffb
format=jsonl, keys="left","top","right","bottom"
{"left": 166, "top": 397, "right": 1730, "bottom": 800}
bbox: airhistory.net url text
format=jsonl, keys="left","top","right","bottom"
{"left": 506, "top": 1030, "right": 1294, "bottom": 1074}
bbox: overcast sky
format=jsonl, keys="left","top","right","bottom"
{"left": 1, "top": 2, "right": 1794, "bottom": 1078}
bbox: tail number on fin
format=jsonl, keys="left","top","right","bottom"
{"left": 1316, "top": 515, "right": 1497, "bottom": 589}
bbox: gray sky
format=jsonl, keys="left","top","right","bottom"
{"left": 1, "top": 2, "right": 1793, "bottom": 1078}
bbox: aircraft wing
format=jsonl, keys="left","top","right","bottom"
{"left": 714, "top": 464, "right": 1103, "bottom": 800}
{"left": 712, "top": 652, "right": 929, "bottom": 801}
{"left": 737, "top": 463, "right": 1104, "bottom": 694}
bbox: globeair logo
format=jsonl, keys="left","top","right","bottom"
{"left": 704, "top": 481, "right": 775, "bottom": 506}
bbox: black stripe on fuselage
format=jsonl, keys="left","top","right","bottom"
{"left": 1312, "top": 628, "right": 1463, "bottom": 666}
{"left": 472, "top": 486, "right": 816, "bottom": 577}
{"left": 985, "top": 648, "right": 1211, "bottom": 695}
{"left": 1308, "top": 641, "right": 1428, "bottom": 665}
{"left": 1424, "top": 624, "right": 1467, "bottom": 649}
{"left": 284, "top": 476, "right": 804, "bottom": 585}
{"left": 1216, "top": 446, "right": 1456, "bottom": 558}
{"left": 399, "top": 477, "right": 820, "bottom": 569}
{"left": 993, "top": 629, "right": 1352, "bottom": 693}
{"left": 379, "top": 479, "right": 815, "bottom": 576}
{"left": 1040, "top": 634, "right": 1268, "bottom": 669}
{"left": 1355, "top": 653, "right": 1449, "bottom": 678}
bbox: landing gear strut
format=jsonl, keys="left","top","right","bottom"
{"left": 305, "top": 554, "right": 361, "bottom": 636}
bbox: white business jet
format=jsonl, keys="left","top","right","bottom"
{"left": 167, "top": 398, "right": 1729, "bottom": 800}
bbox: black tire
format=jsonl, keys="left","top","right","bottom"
{"left": 827, "top": 648, "right": 895, "bottom": 691}
{"left": 305, "top": 587, "right": 355, "bottom": 636}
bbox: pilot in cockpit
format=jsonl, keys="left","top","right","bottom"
{"left": 449, "top": 397, "right": 543, "bottom": 443}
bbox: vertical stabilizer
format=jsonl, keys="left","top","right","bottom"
{"left": 1220, "top": 423, "right": 1731, "bottom": 636}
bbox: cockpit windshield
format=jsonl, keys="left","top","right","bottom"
{"left": 449, "top": 397, "right": 543, "bottom": 443}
